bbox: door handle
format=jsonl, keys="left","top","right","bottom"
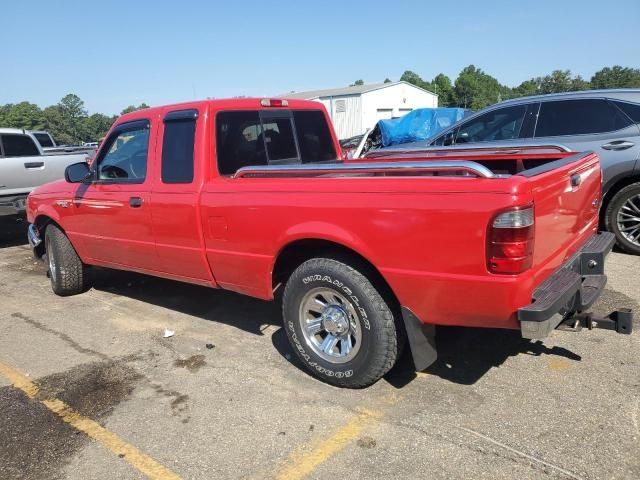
{"left": 129, "top": 197, "right": 143, "bottom": 208}
{"left": 24, "top": 161, "right": 44, "bottom": 169}
{"left": 601, "top": 140, "right": 635, "bottom": 151}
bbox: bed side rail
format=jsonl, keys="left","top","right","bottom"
{"left": 233, "top": 160, "right": 495, "bottom": 179}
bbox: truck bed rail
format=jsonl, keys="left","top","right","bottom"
{"left": 233, "top": 160, "right": 496, "bottom": 179}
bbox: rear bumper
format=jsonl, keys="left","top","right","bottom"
{"left": 0, "top": 195, "right": 27, "bottom": 217}
{"left": 518, "top": 231, "right": 619, "bottom": 339}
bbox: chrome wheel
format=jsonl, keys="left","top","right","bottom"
{"left": 617, "top": 193, "right": 640, "bottom": 247}
{"left": 298, "top": 287, "right": 362, "bottom": 364}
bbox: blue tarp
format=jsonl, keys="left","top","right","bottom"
{"left": 378, "top": 108, "right": 467, "bottom": 147}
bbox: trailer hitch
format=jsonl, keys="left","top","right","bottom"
{"left": 557, "top": 309, "right": 633, "bottom": 335}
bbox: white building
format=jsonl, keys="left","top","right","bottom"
{"left": 282, "top": 81, "right": 438, "bottom": 139}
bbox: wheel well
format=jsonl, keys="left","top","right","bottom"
{"left": 600, "top": 174, "right": 640, "bottom": 225}
{"left": 272, "top": 239, "right": 400, "bottom": 311}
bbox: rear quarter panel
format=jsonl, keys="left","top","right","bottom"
{"left": 200, "top": 175, "right": 533, "bottom": 327}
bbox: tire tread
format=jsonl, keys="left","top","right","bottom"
{"left": 283, "top": 258, "right": 398, "bottom": 388}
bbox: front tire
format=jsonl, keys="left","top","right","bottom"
{"left": 605, "top": 183, "right": 640, "bottom": 255}
{"left": 44, "top": 224, "right": 89, "bottom": 296}
{"left": 282, "top": 258, "right": 399, "bottom": 388}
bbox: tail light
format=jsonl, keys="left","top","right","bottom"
{"left": 488, "top": 206, "right": 535, "bottom": 274}
{"left": 260, "top": 98, "right": 288, "bottom": 107}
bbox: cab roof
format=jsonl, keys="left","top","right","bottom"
{"left": 117, "top": 98, "right": 325, "bottom": 123}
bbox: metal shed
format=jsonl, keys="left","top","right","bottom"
{"left": 282, "top": 81, "right": 438, "bottom": 139}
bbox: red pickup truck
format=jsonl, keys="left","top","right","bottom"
{"left": 26, "top": 98, "right": 632, "bottom": 388}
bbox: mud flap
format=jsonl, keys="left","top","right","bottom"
{"left": 401, "top": 306, "right": 437, "bottom": 371}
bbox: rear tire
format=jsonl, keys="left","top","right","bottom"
{"left": 282, "top": 258, "right": 399, "bottom": 388}
{"left": 605, "top": 183, "right": 640, "bottom": 255}
{"left": 44, "top": 224, "right": 89, "bottom": 296}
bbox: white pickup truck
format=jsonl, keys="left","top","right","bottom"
{"left": 30, "top": 130, "right": 98, "bottom": 156}
{"left": 0, "top": 128, "right": 92, "bottom": 217}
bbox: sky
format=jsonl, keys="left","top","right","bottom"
{"left": 1, "top": 0, "right": 638, "bottom": 115}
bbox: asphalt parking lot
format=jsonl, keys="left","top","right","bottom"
{"left": 0, "top": 218, "right": 639, "bottom": 480}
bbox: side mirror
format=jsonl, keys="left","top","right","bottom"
{"left": 65, "top": 162, "right": 92, "bottom": 183}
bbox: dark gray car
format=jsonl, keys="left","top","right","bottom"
{"left": 378, "top": 89, "right": 640, "bottom": 254}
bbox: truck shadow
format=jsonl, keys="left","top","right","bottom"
{"left": 90, "top": 268, "right": 282, "bottom": 336}
{"left": 271, "top": 325, "right": 582, "bottom": 388}
{"left": 384, "top": 326, "right": 581, "bottom": 387}
{"left": 89, "top": 268, "right": 582, "bottom": 388}
{"left": 0, "top": 218, "right": 28, "bottom": 248}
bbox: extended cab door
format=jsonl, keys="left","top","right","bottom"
{"left": 65, "top": 119, "right": 158, "bottom": 270}
{"left": 149, "top": 107, "right": 213, "bottom": 281}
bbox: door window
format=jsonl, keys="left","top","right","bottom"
{"left": 162, "top": 110, "right": 196, "bottom": 184}
{"left": 612, "top": 100, "right": 640, "bottom": 124}
{"left": 97, "top": 123, "right": 149, "bottom": 182}
{"left": 1, "top": 134, "right": 40, "bottom": 156}
{"left": 535, "top": 99, "right": 631, "bottom": 137}
{"left": 454, "top": 105, "right": 527, "bottom": 144}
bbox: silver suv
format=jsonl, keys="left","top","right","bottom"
{"left": 390, "top": 90, "right": 640, "bottom": 254}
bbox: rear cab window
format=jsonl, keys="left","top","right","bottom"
{"left": 216, "top": 109, "right": 337, "bottom": 175}
{"left": 0, "top": 134, "right": 40, "bottom": 157}
{"left": 33, "top": 133, "right": 54, "bottom": 148}
{"left": 535, "top": 99, "right": 631, "bottom": 137}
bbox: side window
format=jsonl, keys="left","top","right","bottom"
{"left": 1, "top": 134, "right": 40, "bottom": 156}
{"left": 535, "top": 99, "right": 631, "bottom": 137}
{"left": 97, "top": 122, "right": 149, "bottom": 182}
{"left": 293, "top": 110, "right": 337, "bottom": 163}
{"left": 162, "top": 110, "right": 197, "bottom": 183}
{"left": 454, "top": 105, "right": 527, "bottom": 144}
{"left": 432, "top": 129, "right": 455, "bottom": 146}
{"left": 612, "top": 100, "right": 640, "bottom": 124}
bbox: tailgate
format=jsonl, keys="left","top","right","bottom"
{"left": 524, "top": 152, "right": 602, "bottom": 277}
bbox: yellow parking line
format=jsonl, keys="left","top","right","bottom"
{"left": 275, "top": 407, "right": 383, "bottom": 480}
{"left": 0, "top": 361, "right": 181, "bottom": 480}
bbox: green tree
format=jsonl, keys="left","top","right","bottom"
{"left": 400, "top": 70, "right": 433, "bottom": 91}
{"left": 453, "top": 65, "right": 505, "bottom": 110}
{"left": 570, "top": 75, "right": 590, "bottom": 91}
{"left": 3, "top": 102, "right": 44, "bottom": 130}
{"left": 591, "top": 66, "right": 640, "bottom": 89}
{"left": 83, "top": 113, "right": 115, "bottom": 142}
{"left": 511, "top": 78, "right": 542, "bottom": 98}
{"left": 42, "top": 105, "right": 74, "bottom": 145}
{"left": 55, "top": 94, "right": 88, "bottom": 143}
{"left": 432, "top": 73, "right": 454, "bottom": 106}
{"left": 539, "top": 70, "right": 573, "bottom": 94}
{"left": 383, "top": 78, "right": 392, "bottom": 83}
{"left": 120, "top": 103, "right": 150, "bottom": 115}
{"left": 0, "top": 104, "right": 10, "bottom": 125}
